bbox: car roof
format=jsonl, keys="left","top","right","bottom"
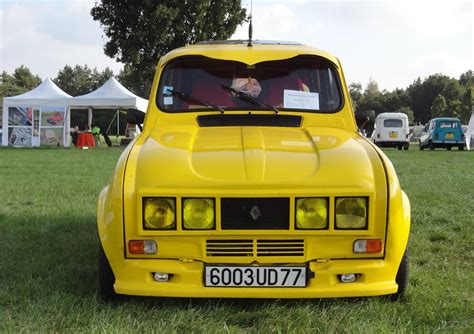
{"left": 195, "top": 39, "right": 304, "bottom": 46}
{"left": 376, "top": 112, "right": 408, "bottom": 119}
{"left": 159, "top": 40, "right": 340, "bottom": 67}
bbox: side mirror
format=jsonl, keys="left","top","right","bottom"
{"left": 355, "top": 109, "right": 375, "bottom": 132}
{"left": 127, "top": 108, "right": 145, "bottom": 131}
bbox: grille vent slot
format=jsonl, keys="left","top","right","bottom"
{"left": 257, "top": 239, "right": 304, "bottom": 257}
{"left": 206, "top": 239, "right": 253, "bottom": 257}
{"left": 206, "top": 239, "right": 304, "bottom": 257}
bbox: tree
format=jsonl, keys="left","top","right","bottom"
{"left": 0, "top": 66, "right": 41, "bottom": 104}
{"left": 380, "top": 89, "right": 409, "bottom": 115}
{"left": 459, "top": 70, "right": 473, "bottom": 87}
{"left": 407, "top": 74, "right": 464, "bottom": 123}
{"left": 356, "top": 78, "right": 383, "bottom": 112}
{"left": 13, "top": 65, "right": 42, "bottom": 90}
{"left": 430, "top": 94, "right": 447, "bottom": 118}
{"left": 458, "top": 71, "right": 473, "bottom": 123}
{"left": 91, "top": 0, "right": 247, "bottom": 96}
{"left": 54, "top": 65, "right": 114, "bottom": 96}
{"left": 348, "top": 82, "right": 362, "bottom": 110}
{"left": 396, "top": 106, "right": 415, "bottom": 124}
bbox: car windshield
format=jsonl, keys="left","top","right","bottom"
{"left": 384, "top": 119, "right": 403, "bottom": 128}
{"left": 157, "top": 56, "right": 342, "bottom": 113}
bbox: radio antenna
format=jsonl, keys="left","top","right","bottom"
{"left": 247, "top": 0, "right": 253, "bottom": 47}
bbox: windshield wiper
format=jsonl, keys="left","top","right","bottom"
{"left": 170, "top": 89, "right": 225, "bottom": 113}
{"left": 221, "top": 84, "right": 280, "bottom": 114}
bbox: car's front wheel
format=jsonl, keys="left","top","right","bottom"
{"left": 389, "top": 249, "right": 409, "bottom": 301}
{"left": 429, "top": 141, "right": 435, "bottom": 150}
{"left": 98, "top": 243, "right": 117, "bottom": 301}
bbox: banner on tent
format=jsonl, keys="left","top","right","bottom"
{"left": 7, "top": 106, "right": 68, "bottom": 147}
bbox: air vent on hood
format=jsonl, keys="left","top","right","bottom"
{"left": 197, "top": 114, "right": 302, "bottom": 127}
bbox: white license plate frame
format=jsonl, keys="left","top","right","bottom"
{"left": 204, "top": 265, "right": 308, "bottom": 288}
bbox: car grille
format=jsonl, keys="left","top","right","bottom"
{"left": 206, "top": 239, "right": 305, "bottom": 257}
{"left": 220, "top": 198, "right": 289, "bottom": 230}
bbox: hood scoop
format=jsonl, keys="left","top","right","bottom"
{"left": 197, "top": 114, "right": 302, "bottom": 127}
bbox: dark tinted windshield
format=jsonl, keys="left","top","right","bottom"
{"left": 383, "top": 119, "right": 403, "bottom": 128}
{"left": 157, "top": 56, "right": 342, "bottom": 112}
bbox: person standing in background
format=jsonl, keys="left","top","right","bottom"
{"left": 91, "top": 123, "right": 101, "bottom": 147}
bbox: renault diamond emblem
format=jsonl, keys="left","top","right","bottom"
{"left": 249, "top": 205, "right": 262, "bottom": 220}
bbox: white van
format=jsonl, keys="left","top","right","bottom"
{"left": 372, "top": 112, "right": 410, "bottom": 150}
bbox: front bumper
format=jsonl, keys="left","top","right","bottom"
{"left": 432, "top": 140, "right": 465, "bottom": 145}
{"left": 375, "top": 141, "right": 409, "bottom": 148}
{"left": 112, "top": 258, "right": 398, "bottom": 298}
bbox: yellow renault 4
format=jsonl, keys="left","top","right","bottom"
{"left": 97, "top": 40, "right": 410, "bottom": 300}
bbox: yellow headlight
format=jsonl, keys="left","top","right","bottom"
{"left": 183, "top": 198, "right": 215, "bottom": 229}
{"left": 296, "top": 198, "right": 328, "bottom": 229}
{"left": 335, "top": 197, "right": 368, "bottom": 229}
{"left": 143, "top": 198, "right": 176, "bottom": 229}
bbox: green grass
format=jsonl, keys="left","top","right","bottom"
{"left": 0, "top": 145, "right": 473, "bottom": 332}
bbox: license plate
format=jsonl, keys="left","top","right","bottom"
{"left": 204, "top": 266, "right": 307, "bottom": 287}
{"left": 445, "top": 133, "right": 454, "bottom": 139}
{"left": 389, "top": 131, "right": 398, "bottom": 138}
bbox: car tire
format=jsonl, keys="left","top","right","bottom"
{"left": 389, "top": 249, "right": 409, "bottom": 301}
{"left": 404, "top": 144, "right": 409, "bottom": 150}
{"left": 429, "top": 141, "right": 435, "bottom": 150}
{"left": 447, "top": 146, "right": 451, "bottom": 151}
{"left": 98, "top": 242, "right": 118, "bottom": 301}
{"left": 459, "top": 145, "right": 464, "bottom": 151}
{"left": 397, "top": 145, "right": 402, "bottom": 150}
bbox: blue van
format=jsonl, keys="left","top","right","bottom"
{"left": 419, "top": 117, "right": 465, "bottom": 150}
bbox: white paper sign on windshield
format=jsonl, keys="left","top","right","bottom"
{"left": 283, "top": 90, "right": 319, "bottom": 110}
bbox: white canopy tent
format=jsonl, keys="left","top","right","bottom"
{"left": 70, "top": 77, "right": 148, "bottom": 132}
{"left": 466, "top": 109, "right": 474, "bottom": 151}
{"left": 2, "top": 78, "right": 71, "bottom": 147}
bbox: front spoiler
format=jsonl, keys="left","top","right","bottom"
{"left": 112, "top": 258, "right": 398, "bottom": 298}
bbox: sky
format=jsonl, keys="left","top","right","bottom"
{"left": 0, "top": 0, "right": 472, "bottom": 91}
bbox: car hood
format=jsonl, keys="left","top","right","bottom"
{"left": 129, "top": 126, "right": 384, "bottom": 191}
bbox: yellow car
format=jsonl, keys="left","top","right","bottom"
{"left": 97, "top": 40, "right": 410, "bottom": 300}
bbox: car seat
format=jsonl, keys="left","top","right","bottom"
{"left": 264, "top": 75, "right": 305, "bottom": 107}
{"left": 185, "top": 76, "right": 236, "bottom": 109}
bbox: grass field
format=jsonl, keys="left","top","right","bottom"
{"left": 0, "top": 145, "right": 473, "bottom": 332}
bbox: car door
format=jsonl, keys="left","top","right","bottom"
{"left": 419, "top": 123, "right": 431, "bottom": 146}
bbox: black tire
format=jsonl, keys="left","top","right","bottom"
{"left": 403, "top": 144, "right": 409, "bottom": 150}
{"left": 397, "top": 145, "right": 402, "bottom": 150}
{"left": 419, "top": 140, "right": 424, "bottom": 150}
{"left": 389, "top": 249, "right": 409, "bottom": 301}
{"left": 447, "top": 146, "right": 452, "bottom": 151}
{"left": 429, "top": 141, "right": 435, "bottom": 150}
{"left": 98, "top": 243, "right": 117, "bottom": 301}
{"left": 459, "top": 145, "right": 464, "bottom": 151}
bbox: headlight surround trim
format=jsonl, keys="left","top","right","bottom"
{"left": 335, "top": 196, "right": 369, "bottom": 230}
{"left": 143, "top": 197, "right": 177, "bottom": 230}
{"left": 182, "top": 197, "right": 216, "bottom": 230}
{"left": 295, "top": 197, "right": 329, "bottom": 230}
